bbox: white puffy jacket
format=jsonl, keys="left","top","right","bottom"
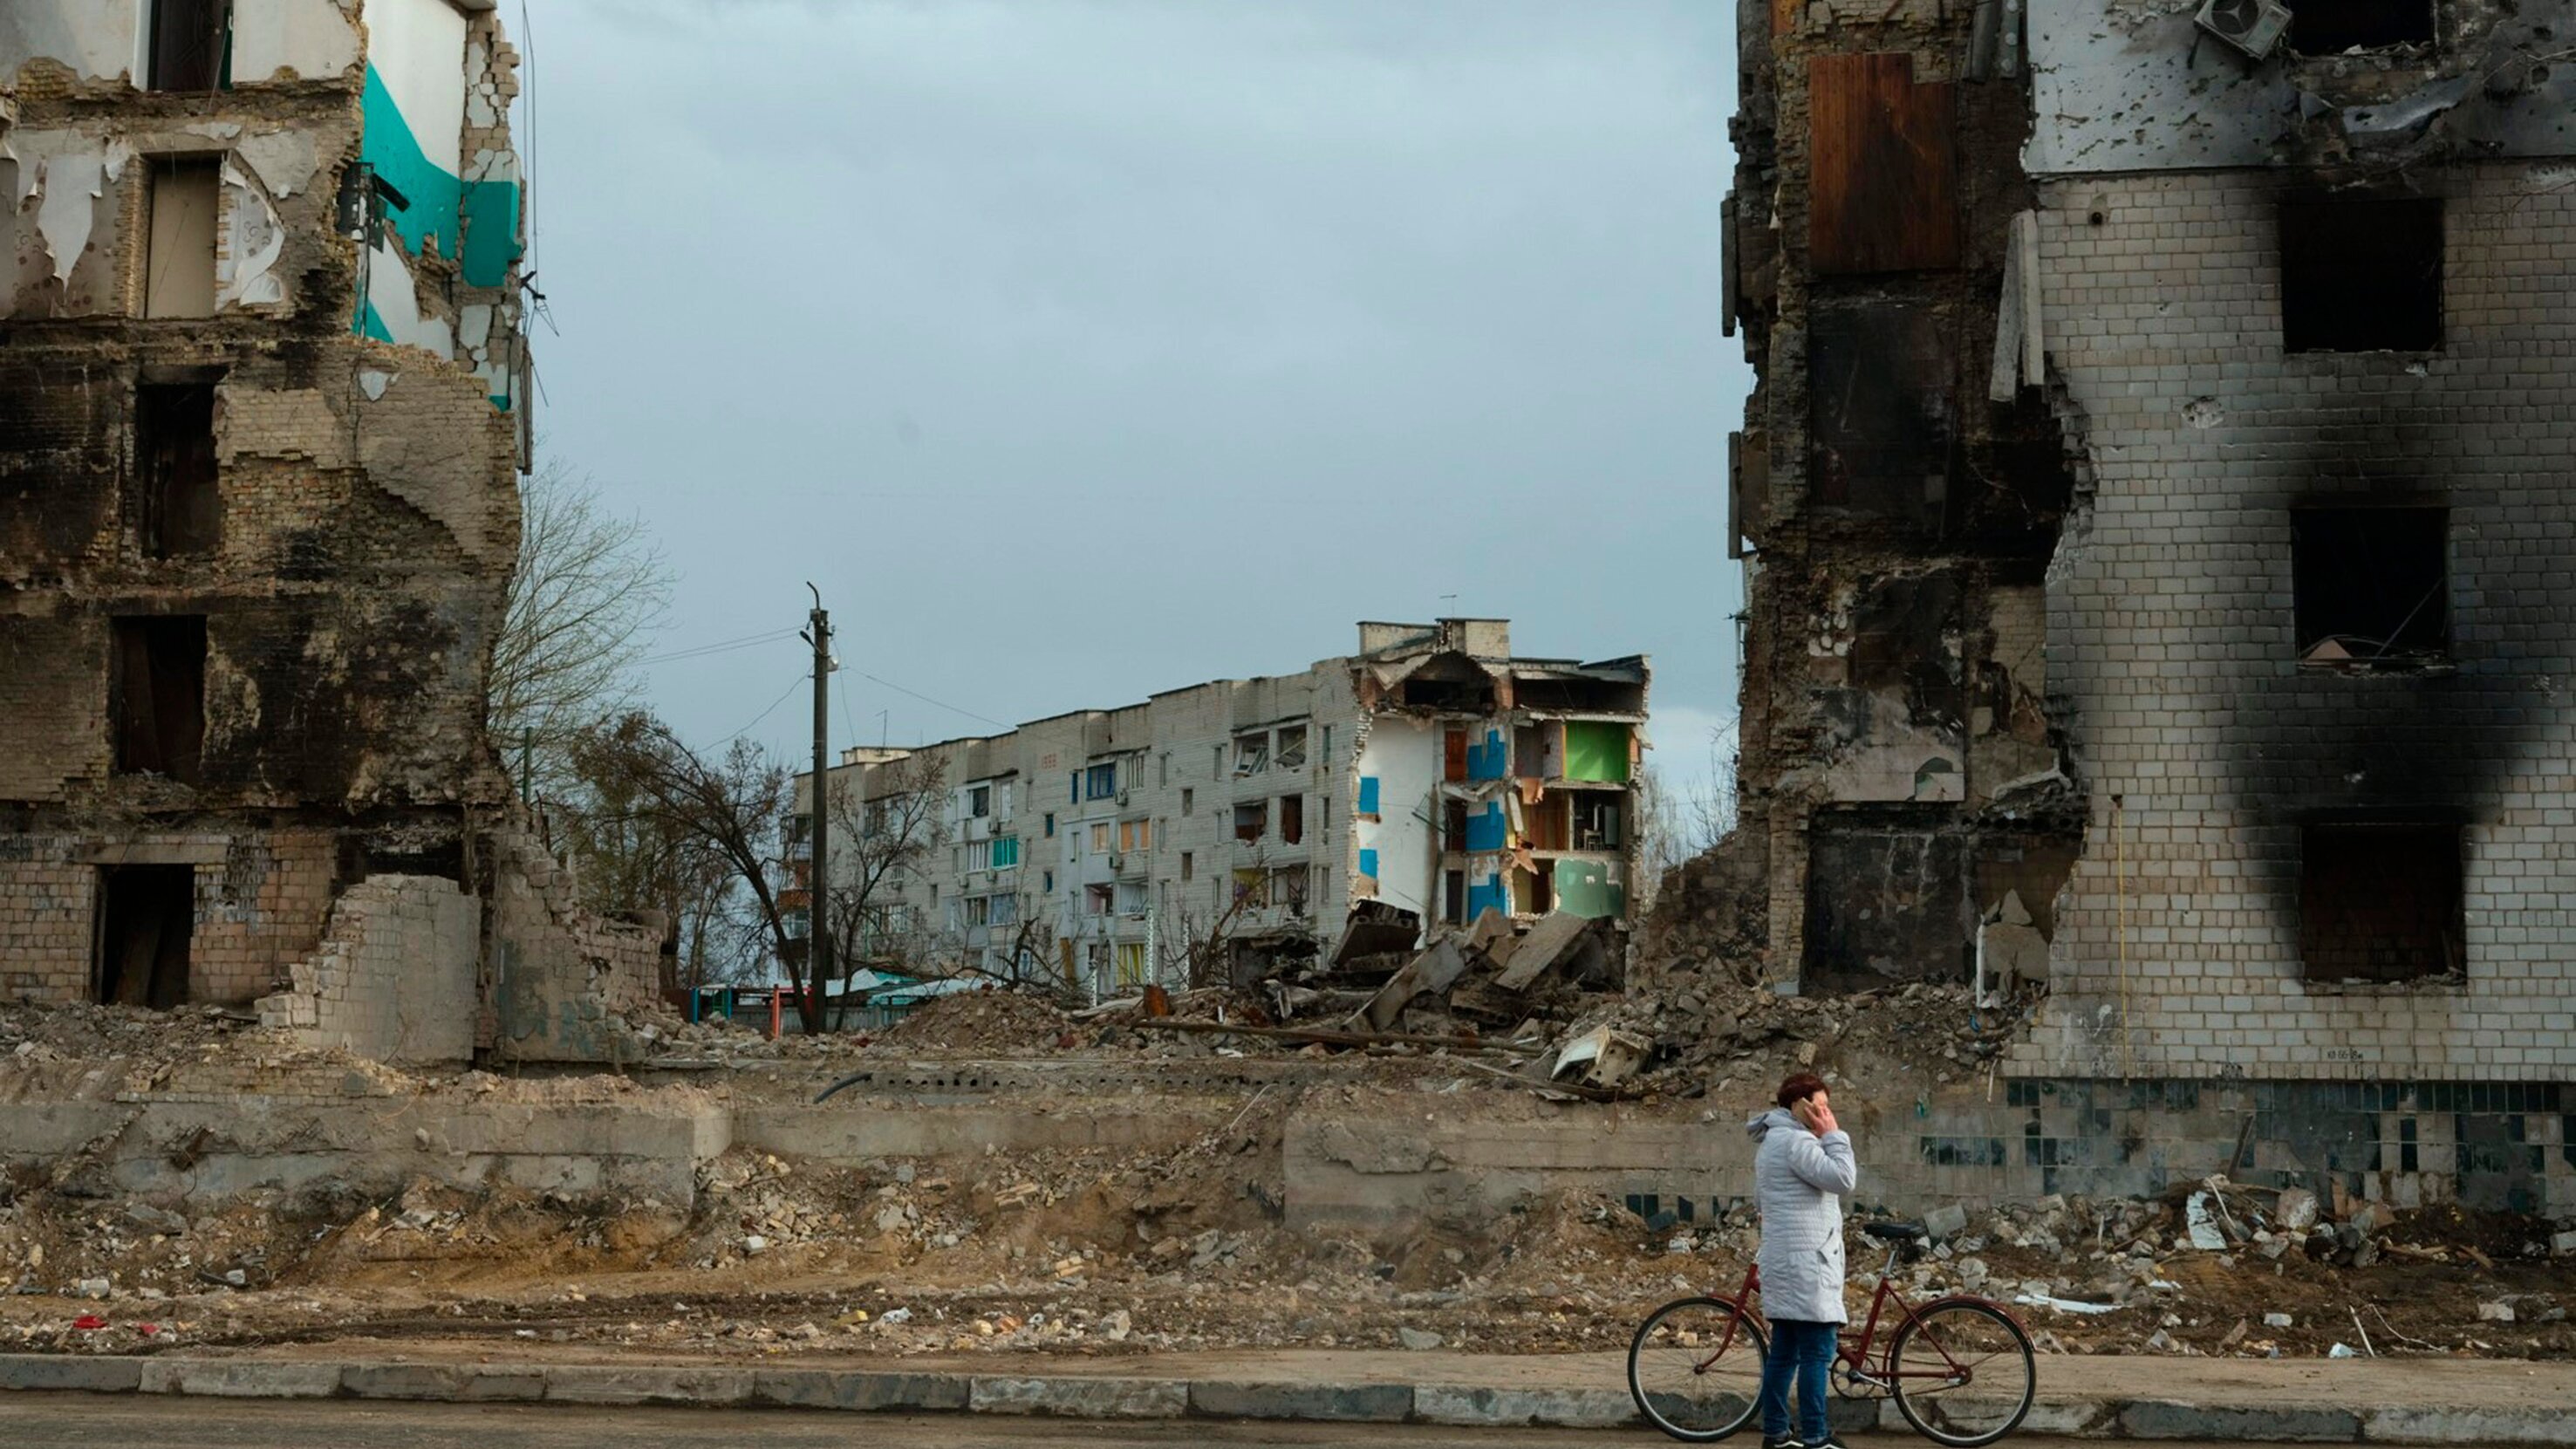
{"left": 1748, "top": 1106, "right": 1857, "bottom": 1323}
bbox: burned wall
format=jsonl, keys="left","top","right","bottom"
{"left": 2015, "top": 163, "right": 2576, "bottom": 1082}
{"left": 1718, "top": 0, "right": 2081, "bottom": 992}
{"left": 0, "top": 3, "right": 528, "bottom": 1020}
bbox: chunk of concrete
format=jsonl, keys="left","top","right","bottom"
{"left": 969, "top": 1376, "right": 1186, "bottom": 1418}
{"left": 0, "top": 1354, "right": 145, "bottom": 1393}
{"left": 1923, "top": 1203, "right": 1969, "bottom": 1241}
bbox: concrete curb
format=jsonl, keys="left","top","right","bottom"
{"left": 0, "top": 1353, "right": 2566, "bottom": 1442}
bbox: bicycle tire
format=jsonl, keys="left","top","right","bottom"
{"left": 1627, "top": 1296, "right": 1769, "bottom": 1443}
{"left": 1888, "top": 1297, "right": 2036, "bottom": 1447}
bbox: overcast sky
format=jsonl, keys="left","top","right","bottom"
{"left": 519, "top": 0, "right": 1749, "bottom": 801}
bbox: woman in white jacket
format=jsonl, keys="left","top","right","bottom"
{"left": 1749, "top": 1071, "right": 1856, "bottom": 1449}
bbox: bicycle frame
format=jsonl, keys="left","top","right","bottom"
{"left": 1698, "top": 1240, "right": 1999, "bottom": 1391}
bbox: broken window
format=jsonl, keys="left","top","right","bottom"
{"left": 1114, "top": 880, "right": 1147, "bottom": 913}
{"left": 1803, "top": 815, "right": 1970, "bottom": 992}
{"left": 1807, "top": 53, "right": 1959, "bottom": 276}
{"left": 111, "top": 616, "right": 206, "bottom": 783}
{"left": 2300, "top": 823, "right": 2462, "bottom": 982}
{"left": 1232, "top": 868, "right": 1268, "bottom": 906}
{"left": 135, "top": 382, "right": 220, "bottom": 557}
{"left": 1274, "top": 724, "right": 1308, "bottom": 770}
{"left": 1808, "top": 302, "right": 1951, "bottom": 530}
{"left": 1180, "top": 851, "right": 1193, "bottom": 882}
{"left": 145, "top": 157, "right": 220, "bottom": 319}
{"left": 1233, "top": 733, "right": 1268, "bottom": 776}
{"left": 1271, "top": 865, "right": 1310, "bottom": 912}
{"left": 2279, "top": 197, "right": 2442, "bottom": 352}
{"left": 1444, "top": 797, "right": 1469, "bottom": 851}
{"left": 1279, "top": 794, "right": 1303, "bottom": 845}
{"left": 1233, "top": 801, "right": 1267, "bottom": 844}
{"left": 965, "top": 895, "right": 993, "bottom": 927}
{"left": 2292, "top": 0, "right": 2434, "bottom": 52}
{"left": 95, "top": 864, "right": 195, "bottom": 1008}
{"left": 147, "top": 0, "right": 223, "bottom": 92}
{"left": 1083, "top": 883, "right": 1114, "bottom": 917}
{"left": 2291, "top": 506, "right": 2447, "bottom": 666}
{"left": 969, "top": 785, "right": 990, "bottom": 817}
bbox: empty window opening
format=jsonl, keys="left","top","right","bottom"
{"left": 1233, "top": 801, "right": 1268, "bottom": 844}
{"left": 2300, "top": 823, "right": 2462, "bottom": 983}
{"left": 1279, "top": 795, "right": 1304, "bottom": 845}
{"left": 2279, "top": 197, "right": 2442, "bottom": 352}
{"left": 1083, "top": 883, "right": 1114, "bottom": 917}
{"left": 111, "top": 615, "right": 207, "bottom": 783}
{"left": 1274, "top": 724, "right": 1308, "bottom": 770}
{"left": 1232, "top": 868, "right": 1268, "bottom": 906}
{"left": 95, "top": 864, "right": 194, "bottom": 1008}
{"left": 1442, "top": 869, "right": 1466, "bottom": 924}
{"left": 1443, "top": 797, "right": 1470, "bottom": 851}
{"left": 1180, "top": 851, "right": 1194, "bottom": 882}
{"left": 146, "top": 157, "right": 220, "bottom": 319}
{"left": 2292, "top": 506, "right": 2447, "bottom": 666}
{"left": 135, "top": 382, "right": 220, "bottom": 557}
{"left": 2293, "top": 0, "right": 2434, "bottom": 52}
{"left": 147, "top": 0, "right": 223, "bottom": 92}
{"left": 1180, "top": 788, "right": 1193, "bottom": 817}
{"left": 969, "top": 785, "right": 990, "bottom": 817}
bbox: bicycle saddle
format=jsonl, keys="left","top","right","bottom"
{"left": 1861, "top": 1221, "right": 1926, "bottom": 1241}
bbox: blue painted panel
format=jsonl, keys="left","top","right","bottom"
{"left": 1466, "top": 873, "right": 1507, "bottom": 919}
{"left": 1464, "top": 799, "right": 1507, "bottom": 852}
{"left": 1357, "top": 776, "right": 1380, "bottom": 815}
{"left": 1357, "top": 848, "right": 1380, "bottom": 880}
{"left": 1466, "top": 728, "right": 1509, "bottom": 782}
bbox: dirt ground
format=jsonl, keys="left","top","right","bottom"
{"left": 0, "top": 993, "right": 2568, "bottom": 1366}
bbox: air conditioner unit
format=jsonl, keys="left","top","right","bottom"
{"left": 1117, "top": 789, "right": 1132, "bottom": 806}
{"left": 2195, "top": 0, "right": 2292, "bottom": 59}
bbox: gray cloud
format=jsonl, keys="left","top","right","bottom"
{"left": 521, "top": 0, "right": 1747, "bottom": 785}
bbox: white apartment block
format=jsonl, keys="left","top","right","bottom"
{"left": 803, "top": 620, "right": 1650, "bottom": 1001}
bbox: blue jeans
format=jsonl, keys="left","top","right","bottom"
{"left": 1758, "top": 1317, "right": 1837, "bottom": 1443}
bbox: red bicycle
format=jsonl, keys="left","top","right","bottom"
{"left": 1628, "top": 1222, "right": 2036, "bottom": 1446}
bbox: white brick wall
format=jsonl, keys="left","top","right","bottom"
{"left": 2018, "top": 164, "right": 2576, "bottom": 1080}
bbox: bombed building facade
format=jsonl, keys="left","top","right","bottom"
{"left": 1715, "top": 0, "right": 2576, "bottom": 1209}
{"left": 0, "top": 3, "right": 653, "bottom": 1064}
{"left": 803, "top": 620, "right": 1650, "bottom": 1001}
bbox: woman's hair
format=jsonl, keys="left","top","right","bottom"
{"left": 1775, "top": 1072, "right": 1829, "bottom": 1111}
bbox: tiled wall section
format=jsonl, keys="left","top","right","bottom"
{"left": 2022, "top": 163, "right": 2576, "bottom": 1081}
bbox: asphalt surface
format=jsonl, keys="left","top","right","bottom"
{"left": 0, "top": 1394, "right": 2290, "bottom": 1449}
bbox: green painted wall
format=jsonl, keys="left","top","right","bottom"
{"left": 1562, "top": 721, "right": 1631, "bottom": 783}
{"left": 1554, "top": 859, "right": 1625, "bottom": 919}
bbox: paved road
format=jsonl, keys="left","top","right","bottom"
{"left": 0, "top": 1394, "right": 2285, "bottom": 1449}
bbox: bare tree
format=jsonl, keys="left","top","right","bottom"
{"left": 491, "top": 459, "right": 673, "bottom": 802}
{"left": 820, "top": 752, "right": 950, "bottom": 977}
{"left": 571, "top": 712, "right": 833, "bottom": 1029}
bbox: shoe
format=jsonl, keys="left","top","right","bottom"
{"left": 1761, "top": 1439, "right": 1804, "bottom": 1449}
{"left": 1806, "top": 1436, "right": 1849, "bottom": 1449}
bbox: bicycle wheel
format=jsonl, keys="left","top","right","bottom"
{"left": 1889, "top": 1298, "right": 2036, "bottom": 1447}
{"left": 1628, "top": 1296, "right": 1768, "bottom": 1442}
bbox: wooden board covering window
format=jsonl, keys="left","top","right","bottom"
{"left": 1807, "top": 53, "right": 1958, "bottom": 276}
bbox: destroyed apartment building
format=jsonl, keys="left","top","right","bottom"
{"left": 0, "top": 2, "right": 657, "bottom": 1067}
{"left": 1705, "top": 0, "right": 2576, "bottom": 1211}
{"left": 800, "top": 619, "right": 1650, "bottom": 1003}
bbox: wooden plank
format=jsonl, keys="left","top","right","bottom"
{"left": 1807, "top": 52, "right": 1959, "bottom": 276}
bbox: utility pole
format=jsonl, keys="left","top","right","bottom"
{"left": 804, "top": 583, "right": 833, "bottom": 1027}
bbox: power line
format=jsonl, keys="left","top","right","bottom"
{"left": 720, "top": 671, "right": 810, "bottom": 744}
{"left": 640, "top": 628, "right": 800, "bottom": 666}
{"left": 854, "top": 670, "right": 1010, "bottom": 729}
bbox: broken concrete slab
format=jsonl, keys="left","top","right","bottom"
{"left": 1491, "top": 912, "right": 1600, "bottom": 993}
{"left": 1354, "top": 938, "right": 1476, "bottom": 1032}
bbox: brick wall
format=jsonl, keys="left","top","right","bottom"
{"left": 258, "top": 873, "right": 478, "bottom": 1064}
{"left": 2018, "top": 164, "right": 2576, "bottom": 1082}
